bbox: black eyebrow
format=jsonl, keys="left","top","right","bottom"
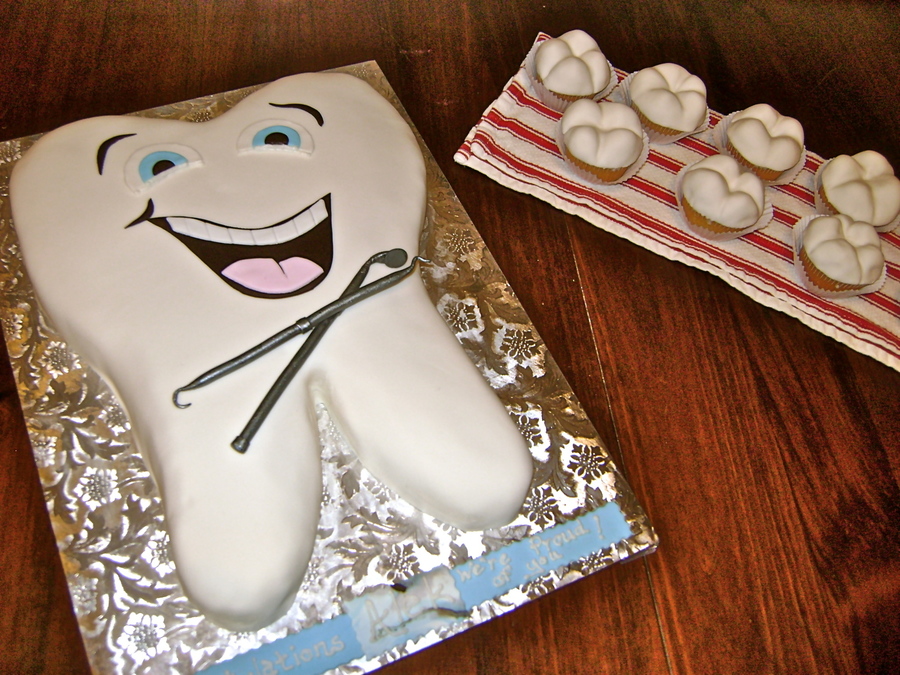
{"left": 97, "top": 133, "right": 136, "bottom": 174}
{"left": 268, "top": 103, "right": 324, "bottom": 127}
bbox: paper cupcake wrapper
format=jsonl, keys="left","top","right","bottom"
{"left": 713, "top": 110, "right": 807, "bottom": 186}
{"left": 813, "top": 158, "right": 900, "bottom": 234}
{"left": 524, "top": 37, "right": 619, "bottom": 113}
{"left": 792, "top": 214, "right": 887, "bottom": 298}
{"left": 674, "top": 159, "right": 774, "bottom": 241}
{"left": 555, "top": 119, "right": 650, "bottom": 186}
{"left": 609, "top": 71, "right": 710, "bottom": 146}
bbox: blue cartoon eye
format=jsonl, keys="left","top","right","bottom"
{"left": 252, "top": 125, "right": 303, "bottom": 148}
{"left": 138, "top": 151, "right": 190, "bottom": 182}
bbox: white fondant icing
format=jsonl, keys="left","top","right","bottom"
{"left": 681, "top": 155, "right": 764, "bottom": 230}
{"left": 10, "top": 73, "right": 533, "bottom": 630}
{"left": 726, "top": 103, "right": 804, "bottom": 173}
{"left": 560, "top": 100, "right": 643, "bottom": 170}
{"left": 534, "top": 30, "right": 611, "bottom": 97}
{"left": 629, "top": 63, "right": 707, "bottom": 133}
{"left": 820, "top": 151, "right": 900, "bottom": 228}
{"left": 803, "top": 214, "right": 884, "bottom": 286}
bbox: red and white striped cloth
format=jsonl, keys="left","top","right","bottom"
{"left": 455, "top": 33, "right": 900, "bottom": 372}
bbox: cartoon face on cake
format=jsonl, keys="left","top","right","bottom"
{"left": 11, "top": 73, "right": 533, "bottom": 630}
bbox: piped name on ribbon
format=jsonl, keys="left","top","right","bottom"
{"left": 201, "top": 501, "right": 633, "bottom": 675}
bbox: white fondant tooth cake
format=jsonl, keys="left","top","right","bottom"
{"left": 560, "top": 99, "right": 644, "bottom": 183}
{"left": 799, "top": 214, "right": 884, "bottom": 293}
{"left": 10, "top": 72, "right": 533, "bottom": 631}
{"left": 819, "top": 151, "right": 900, "bottom": 230}
{"left": 725, "top": 103, "right": 804, "bottom": 182}
{"left": 680, "top": 154, "right": 765, "bottom": 235}
{"left": 629, "top": 62, "right": 707, "bottom": 138}
{"left": 532, "top": 29, "right": 612, "bottom": 108}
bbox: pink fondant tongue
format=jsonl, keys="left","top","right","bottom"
{"left": 222, "top": 257, "right": 324, "bottom": 294}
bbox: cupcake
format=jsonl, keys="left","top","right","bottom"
{"left": 629, "top": 63, "right": 707, "bottom": 142}
{"left": 725, "top": 104, "right": 804, "bottom": 182}
{"left": 532, "top": 30, "right": 613, "bottom": 111}
{"left": 799, "top": 214, "right": 884, "bottom": 293}
{"left": 560, "top": 99, "right": 644, "bottom": 183}
{"left": 680, "top": 155, "right": 766, "bottom": 236}
{"left": 818, "top": 151, "right": 900, "bottom": 231}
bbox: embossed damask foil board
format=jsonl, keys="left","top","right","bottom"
{"left": 0, "top": 62, "right": 657, "bottom": 674}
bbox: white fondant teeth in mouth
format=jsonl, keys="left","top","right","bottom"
{"left": 167, "top": 198, "right": 328, "bottom": 246}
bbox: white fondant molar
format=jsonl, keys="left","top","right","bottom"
{"left": 819, "top": 151, "right": 900, "bottom": 229}
{"left": 725, "top": 103, "right": 804, "bottom": 178}
{"left": 802, "top": 214, "right": 884, "bottom": 287}
{"left": 534, "top": 30, "right": 612, "bottom": 98}
{"left": 681, "top": 155, "right": 765, "bottom": 230}
{"left": 629, "top": 63, "right": 707, "bottom": 135}
{"left": 11, "top": 73, "right": 533, "bottom": 630}
{"left": 560, "top": 99, "right": 644, "bottom": 178}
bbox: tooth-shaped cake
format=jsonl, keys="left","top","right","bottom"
{"left": 532, "top": 29, "right": 612, "bottom": 109}
{"left": 560, "top": 99, "right": 645, "bottom": 182}
{"left": 629, "top": 63, "right": 707, "bottom": 140}
{"left": 10, "top": 73, "right": 533, "bottom": 630}
{"left": 680, "top": 154, "right": 766, "bottom": 236}
{"left": 725, "top": 103, "right": 804, "bottom": 182}
{"left": 799, "top": 214, "right": 884, "bottom": 292}
{"left": 819, "top": 151, "right": 900, "bottom": 230}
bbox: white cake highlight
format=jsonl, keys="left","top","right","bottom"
{"left": 534, "top": 29, "right": 611, "bottom": 98}
{"left": 681, "top": 155, "right": 765, "bottom": 232}
{"left": 819, "top": 151, "right": 900, "bottom": 229}
{"left": 10, "top": 73, "right": 533, "bottom": 631}
{"left": 629, "top": 63, "right": 707, "bottom": 135}
{"left": 560, "top": 99, "right": 644, "bottom": 182}
{"left": 801, "top": 214, "right": 884, "bottom": 290}
{"left": 725, "top": 103, "right": 804, "bottom": 180}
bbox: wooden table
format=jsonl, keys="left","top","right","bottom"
{"left": 1, "top": 1, "right": 898, "bottom": 673}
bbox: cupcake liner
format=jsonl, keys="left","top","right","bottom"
{"left": 674, "top": 159, "right": 773, "bottom": 241}
{"left": 814, "top": 159, "right": 900, "bottom": 234}
{"left": 713, "top": 110, "right": 806, "bottom": 186}
{"left": 791, "top": 214, "right": 887, "bottom": 298}
{"left": 524, "top": 37, "right": 618, "bottom": 113}
{"left": 556, "top": 118, "right": 650, "bottom": 186}
{"left": 611, "top": 71, "right": 710, "bottom": 145}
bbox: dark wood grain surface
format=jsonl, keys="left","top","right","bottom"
{"left": 1, "top": 1, "right": 898, "bottom": 673}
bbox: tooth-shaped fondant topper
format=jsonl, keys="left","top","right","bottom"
{"left": 819, "top": 151, "right": 900, "bottom": 230}
{"left": 10, "top": 73, "right": 533, "bottom": 631}
{"left": 629, "top": 63, "right": 708, "bottom": 136}
{"left": 560, "top": 100, "right": 645, "bottom": 182}
{"left": 534, "top": 29, "right": 612, "bottom": 98}
{"left": 725, "top": 103, "right": 804, "bottom": 181}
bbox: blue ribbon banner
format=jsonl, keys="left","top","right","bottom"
{"left": 203, "top": 501, "right": 632, "bottom": 675}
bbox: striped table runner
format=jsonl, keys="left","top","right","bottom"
{"left": 455, "top": 33, "right": 900, "bottom": 372}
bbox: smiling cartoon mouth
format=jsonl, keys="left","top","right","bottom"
{"left": 146, "top": 194, "right": 333, "bottom": 299}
